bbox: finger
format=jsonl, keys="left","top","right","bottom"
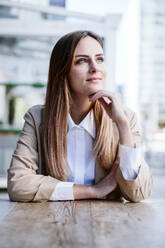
{"left": 111, "top": 159, "right": 120, "bottom": 172}
{"left": 89, "top": 91, "right": 109, "bottom": 101}
{"left": 114, "top": 157, "right": 120, "bottom": 164}
{"left": 98, "top": 98, "right": 109, "bottom": 109}
{"left": 108, "top": 165, "right": 118, "bottom": 179}
{"left": 98, "top": 98, "right": 112, "bottom": 118}
{"left": 114, "top": 157, "right": 120, "bottom": 166}
{"left": 89, "top": 90, "right": 115, "bottom": 102}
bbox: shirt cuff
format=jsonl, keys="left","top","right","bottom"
{"left": 50, "top": 182, "right": 74, "bottom": 201}
{"left": 119, "top": 144, "right": 141, "bottom": 180}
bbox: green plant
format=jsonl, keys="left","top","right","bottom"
{"left": 158, "top": 120, "right": 165, "bottom": 128}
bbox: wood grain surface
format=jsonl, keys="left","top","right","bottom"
{"left": 0, "top": 199, "right": 165, "bottom": 248}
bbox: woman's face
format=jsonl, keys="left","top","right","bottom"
{"left": 69, "top": 36, "right": 106, "bottom": 98}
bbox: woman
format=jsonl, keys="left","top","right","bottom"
{"left": 7, "top": 30, "right": 153, "bottom": 202}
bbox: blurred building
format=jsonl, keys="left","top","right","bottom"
{"left": 139, "top": 0, "right": 165, "bottom": 124}
{"left": 0, "top": 0, "right": 65, "bottom": 127}
{"left": 0, "top": 0, "right": 65, "bottom": 85}
{"left": 0, "top": 0, "right": 121, "bottom": 187}
{"left": 115, "top": 0, "right": 165, "bottom": 134}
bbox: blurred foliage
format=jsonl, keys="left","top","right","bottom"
{"left": 159, "top": 120, "right": 165, "bottom": 128}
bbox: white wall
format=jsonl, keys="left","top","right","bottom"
{"left": 116, "top": 0, "right": 140, "bottom": 113}
{"left": 67, "top": 0, "right": 130, "bottom": 15}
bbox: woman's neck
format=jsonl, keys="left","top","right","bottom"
{"left": 70, "top": 96, "right": 93, "bottom": 125}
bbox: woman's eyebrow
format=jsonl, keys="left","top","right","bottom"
{"left": 75, "top": 53, "right": 104, "bottom": 58}
{"left": 96, "top": 53, "right": 104, "bottom": 57}
{"left": 75, "top": 54, "right": 89, "bottom": 58}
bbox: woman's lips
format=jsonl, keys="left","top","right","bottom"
{"left": 86, "top": 77, "right": 102, "bottom": 82}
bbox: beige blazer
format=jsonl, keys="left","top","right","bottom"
{"left": 7, "top": 105, "right": 153, "bottom": 202}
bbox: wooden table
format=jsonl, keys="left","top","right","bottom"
{"left": 0, "top": 198, "right": 165, "bottom": 248}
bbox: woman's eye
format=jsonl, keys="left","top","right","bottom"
{"left": 75, "top": 58, "right": 87, "bottom": 64}
{"left": 97, "top": 57, "right": 104, "bottom": 62}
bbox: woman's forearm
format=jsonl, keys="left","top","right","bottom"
{"left": 73, "top": 184, "right": 96, "bottom": 200}
{"left": 73, "top": 160, "right": 119, "bottom": 200}
{"left": 116, "top": 120, "right": 134, "bottom": 148}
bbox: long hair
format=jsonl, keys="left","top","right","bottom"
{"left": 42, "top": 30, "right": 117, "bottom": 181}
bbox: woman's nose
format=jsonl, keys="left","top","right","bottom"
{"left": 89, "top": 61, "right": 99, "bottom": 73}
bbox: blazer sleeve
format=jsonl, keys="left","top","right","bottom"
{"left": 116, "top": 110, "right": 153, "bottom": 202}
{"left": 7, "top": 109, "right": 60, "bottom": 202}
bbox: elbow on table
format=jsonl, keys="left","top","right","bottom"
{"left": 122, "top": 178, "right": 153, "bottom": 203}
{"left": 125, "top": 191, "right": 152, "bottom": 203}
{"left": 7, "top": 182, "right": 34, "bottom": 202}
{"left": 7, "top": 167, "right": 35, "bottom": 202}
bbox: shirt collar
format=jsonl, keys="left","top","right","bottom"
{"left": 68, "top": 110, "right": 96, "bottom": 139}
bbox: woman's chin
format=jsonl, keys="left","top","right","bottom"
{"left": 86, "top": 87, "right": 103, "bottom": 97}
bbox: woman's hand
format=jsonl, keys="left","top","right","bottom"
{"left": 89, "top": 90, "right": 134, "bottom": 148}
{"left": 73, "top": 159, "right": 119, "bottom": 200}
{"left": 92, "top": 158, "right": 119, "bottom": 199}
{"left": 89, "top": 90, "right": 127, "bottom": 126}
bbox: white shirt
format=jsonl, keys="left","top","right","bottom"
{"left": 50, "top": 111, "right": 141, "bottom": 201}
